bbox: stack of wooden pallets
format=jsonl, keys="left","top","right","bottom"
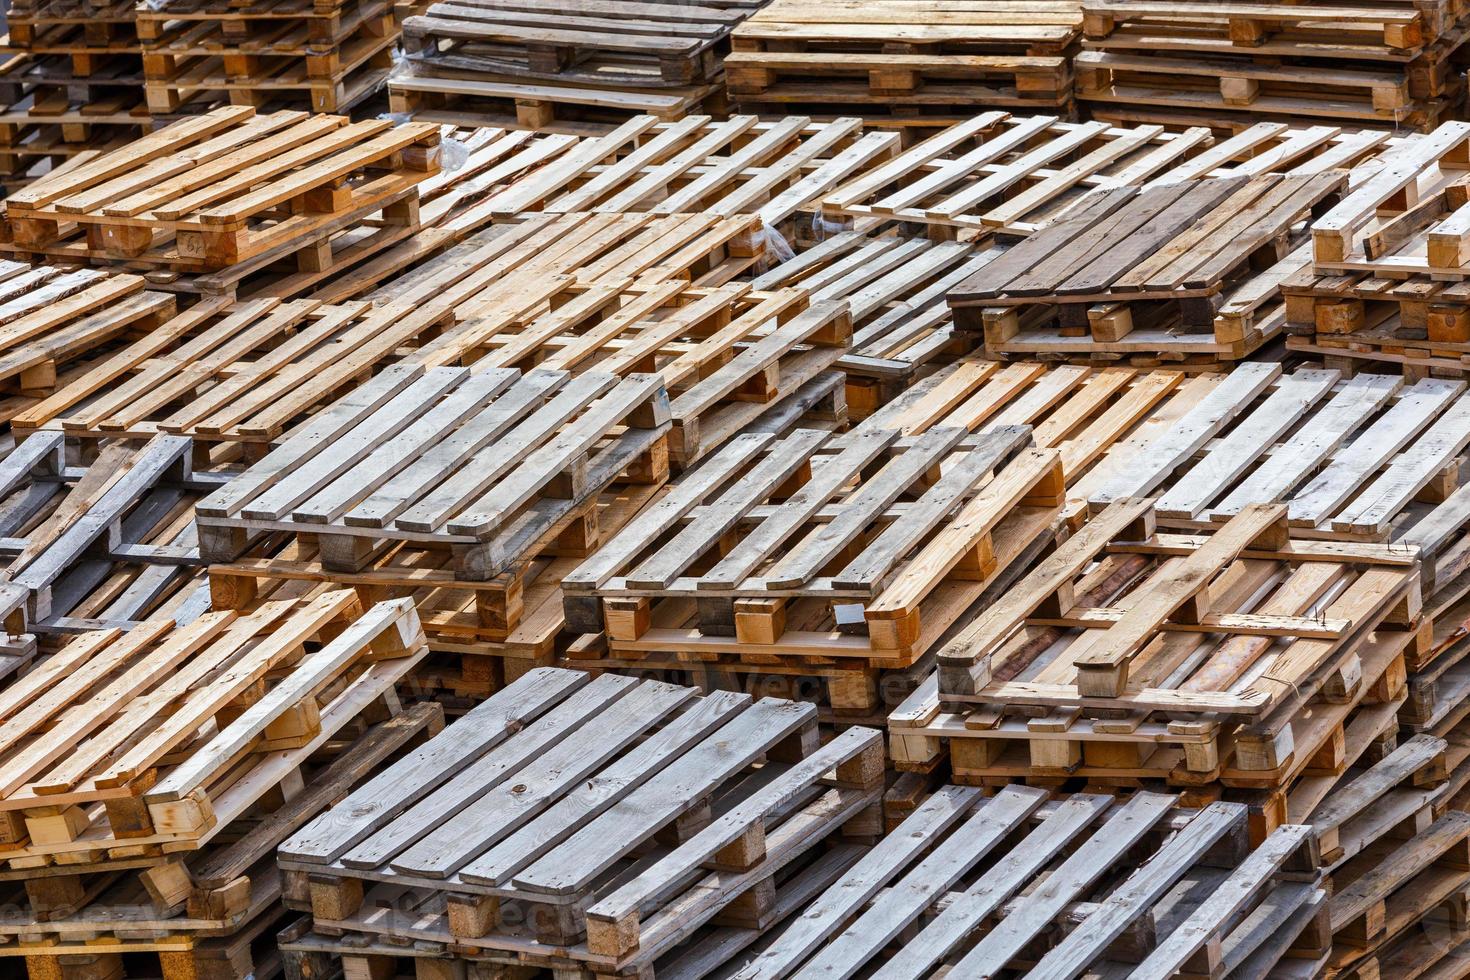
{"left": 0, "top": 591, "right": 430, "bottom": 980}
{"left": 947, "top": 172, "right": 1348, "bottom": 369}
{"left": 276, "top": 667, "right": 885, "bottom": 979}
{"left": 389, "top": 0, "right": 764, "bottom": 134}
{"left": 0, "top": 0, "right": 151, "bottom": 188}
{"left": 0, "top": 107, "right": 441, "bottom": 299}
{"left": 726, "top": 0, "right": 1083, "bottom": 130}
{"left": 560, "top": 424, "right": 1066, "bottom": 721}
{"left": 878, "top": 367, "right": 1470, "bottom": 909}
{"left": 1283, "top": 120, "right": 1470, "bottom": 378}
{"left": 1077, "top": 0, "right": 1470, "bottom": 132}
{"left": 135, "top": 0, "right": 399, "bottom": 116}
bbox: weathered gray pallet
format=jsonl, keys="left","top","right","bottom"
{"left": 277, "top": 667, "right": 885, "bottom": 976}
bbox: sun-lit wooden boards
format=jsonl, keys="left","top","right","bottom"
{"left": 136, "top": 0, "right": 399, "bottom": 116}
{"left": 389, "top": 0, "right": 764, "bottom": 134}
{"left": 0, "top": 593, "right": 432, "bottom": 980}
{"left": 559, "top": 423, "right": 1065, "bottom": 719}
{"left": 276, "top": 667, "right": 885, "bottom": 977}
{"left": 0, "top": 107, "right": 441, "bottom": 296}
{"left": 947, "top": 172, "right": 1348, "bottom": 369}
{"left": 727, "top": 0, "right": 1082, "bottom": 129}
{"left": 1077, "top": 0, "right": 1470, "bottom": 132}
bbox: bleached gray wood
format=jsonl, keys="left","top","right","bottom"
{"left": 1129, "top": 824, "right": 1314, "bottom": 980}
{"left": 1154, "top": 370, "right": 1337, "bottom": 520}
{"left": 1025, "top": 802, "right": 1247, "bottom": 980}
{"left": 511, "top": 698, "right": 817, "bottom": 896}
{"left": 588, "top": 726, "right": 883, "bottom": 927}
{"left": 278, "top": 668, "right": 587, "bottom": 864}
{"left": 726, "top": 786, "right": 983, "bottom": 980}
{"left": 1288, "top": 378, "right": 1465, "bottom": 527}
{"left": 342, "top": 673, "right": 639, "bottom": 870}
{"left": 460, "top": 690, "right": 750, "bottom": 886}
{"left": 1332, "top": 393, "right": 1470, "bottom": 534}
{"left": 947, "top": 792, "right": 1177, "bottom": 976}
{"left": 624, "top": 429, "right": 828, "bottom": 590}
{"left": 698, "top": 427, "right": 898, "bottom": 590}
{"left": 871, "top": 793, "right": 1115, "bottom": 980}
{"left": 765, "top": 426, "right": 966, "bottom": 589}
{"left": 345, "top": 370, "right": 565, "bottom": 528}
{"left": 796, "top": 785, "right": 1047, "bottom": 980}
{"left": 1210, "top": 374, "right": 1400, "bottom": 520}
{"left": 291, "top": 369, "right": 520, "bottom": 524}
{"left": 238, "top": 369, "right": 467, "bottom": 522}
{"left": 386, "top": 680, "right": 695, "bottom": 878}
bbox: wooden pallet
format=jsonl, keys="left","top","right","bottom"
{"left": 0, "top": 264, "right": 174, "bottom": 424}
{"left": 276, "top": 667, "right": 885, "bottom": 976}
{"left": 815, "top": 114, "right": 1392, "bottom": 240}
{"left": 136, "top": 0, "right": 395, "bottom": 59}
{"left": 903, "top": 500, "right": 1422, "bottom": 789}
{"left": 720, "top": 787, "right": 1327, "bottom": 979}
{"left": 400, "top": 0, "right": 745, "bottom": 89}
{"left": 10, "top": 296, "right": 487, "bottom": 450}
{"left": 948, "top": 172, "right": 1346, "bottom": 366}
{"left": 473, "top": 114, "right": 900, "bottom": 235}
{"left": 0, "top": 704, "right": 440, "bottom": 980}
{"left": 1, "top": 106, "right": 439, "bottom": 274}
{"left": 560, "top": 424, "right": 1066, "bottom": 686}
{"left": 194, "top": 364, "right": 673, "bottom": 663}
{"left": 141, "top": 24, "right": 397, "bottom": 115}
{"left": 1077, "top": 0, "right": 1470, "bottom": 132}
{"left": 727, "top": 0, "right": 1081, "bottom": 115}
{"left": 0, "top": 433, "right": 221, "bottom": 640}
{"left": 0, "top": 589, "right": 426, "bottom": 871}
{"left": 851, "top": 359, "right": 1189, "bottom": 510}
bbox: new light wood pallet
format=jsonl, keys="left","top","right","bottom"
{"left": 0, "top": 107, "right": 440, "bottom": 288}
{"left": 895, "top": 501, "right": 1422, "bottom": 795}
{"left": 197, "top": 364, "right": 674, "bottom": 654}
{"left": 0, "top": 590, "right": 426, "bottom": 874}
{"left": 276, "top": 667, "right": 885, "bottom": 977}
{"left": 814, "top": 114, "right": 1393, "bottom": 241}
{"left": 1077, "top": 0, "right": 1470, "bottom": 132}
{"left": 948, "top": 172, "right": 1347, "bottom": 368}
{"left": 726, "top": 0, "right": 1082, "bottom": 120}
{"left": 0, "top": 703, "right": 441, "bottom": 980}
{"left": 9, "top": 296, "right": 501, "bottom": 453}
{"left": 717, "top": 787, "right": 1327, "bottom": 980}
{"left": 300, "top": 120, "right": 848, "bottom": 302}
{"left": 0, "top": 264, "right": 175, "bottom": 426}
{"left": 0, "top": 432, "right": 222, "bottom": 642}
{"left": 559, "top": 424, "right": 1066, "bottom": 718}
